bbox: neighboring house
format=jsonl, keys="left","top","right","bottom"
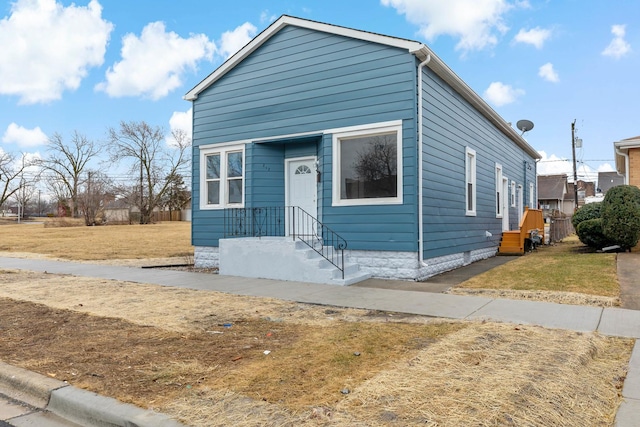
{"left": 185, "top": 15, "right": 540, "bottom": 282}
{"left": 537, "top": 175, "right": 574, "bottom": 218}
{"left": 576, "top": 180, "right": 595, "bottom": 205}
{"left": 614, "top": 136, "right": 640, "bottom": 187}
{"left": 103, "top": 199, "right": 131, "bottom": 223}
{"left": 598, "top": 171, "right": 625, "bottom": 194}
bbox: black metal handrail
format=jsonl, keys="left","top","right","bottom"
{"left": 223, "top": 206, "right": 347, "bottom": 278}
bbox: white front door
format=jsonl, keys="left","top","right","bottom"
{"left": 286, "top": 157, "right": 317, "bottom": 235}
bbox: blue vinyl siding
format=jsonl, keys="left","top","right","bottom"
{"left": 421, "top": 67, "right": 537, "bottom": 259}
{"left": 192, "top": 26, "right": 419, "bottom": 250}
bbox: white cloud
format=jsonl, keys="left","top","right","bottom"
{"left": 0, "top": 0, "right": 113, "bottom": 104}
{"left": 260, "top": 10, "right": 277, "bottom": 24}
{"left": 513, "top": 27, "right": 551, "bottom": 49}
{"left": 96, "top": 22, "right": 215, "bottom": 100}
{"left": 381, "top": 0, "right": 515, "bottom": 53}
{"left": 538, "top": 62, "right": 559, "bottom": 83}
{"left": 2, "top": 123, "right": 48, "bottom": 148}
{"left": 597, "top": 163, "right": 615, "bottom": 172}
{"left": 166, "top": 108, "right": 192, "bottom": 147}
{"left": 218, "top": 22, "right": 258, "bottom": 59}
{"left": 602, "top": 24, "right": 631, "bottom": 59}
{"left": 483, "top": 81, "right": 525, "bottom": 106}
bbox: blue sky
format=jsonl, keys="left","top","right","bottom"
{"left": 1, "top": 0, "right": 639, "bottom": 187}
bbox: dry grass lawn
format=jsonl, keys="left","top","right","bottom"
{"left": 0, "top": 221, "right": 634, "bottom": 425}
{"left": 0, "top": 220, "right": 192, "bottom": 260}
{"left": 450, "top": 236, "right": 620, "bottom": 306}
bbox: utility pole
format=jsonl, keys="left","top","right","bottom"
{"left": 571, "top": 120, "right": 579, "bottom": 211}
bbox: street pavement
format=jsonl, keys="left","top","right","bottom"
{"left": 1, "top": 254, "right": 640, "bottom": 426}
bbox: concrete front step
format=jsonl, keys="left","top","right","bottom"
{"left": 219, "top": 237, "right": 368, "bottom": 285}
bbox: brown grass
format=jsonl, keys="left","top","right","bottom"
{"left": 0, "top": 269, "right": 633, "bottom": 426}
{"left": 0, "top": 221, "right": 192, "bottom": 260}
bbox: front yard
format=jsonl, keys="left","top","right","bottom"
{"left": 0, "top": 222, "right": 633, "bottom": 425}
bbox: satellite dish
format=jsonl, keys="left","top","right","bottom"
{"left": 516, "top": 119, "right": 534, "bottom": 135}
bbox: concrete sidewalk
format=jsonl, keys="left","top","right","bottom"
{"left": 1, "top": 255, "right": 640, "bottom": 426}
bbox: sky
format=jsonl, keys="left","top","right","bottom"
{"left": 1, "top": 0, "right": 639, "bottom": 191}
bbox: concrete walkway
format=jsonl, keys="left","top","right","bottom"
{"left": 1, "top": 255, "right": 640, "bottom": 426}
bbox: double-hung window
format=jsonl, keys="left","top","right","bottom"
{"left": 332, "top": 122, "right": 403, "bottom": 206}
{"left": 201, "top": 145, "right": 245, "bottom": 209}
{"left": 465, "top": 147, "right": 476, "bottom": 216}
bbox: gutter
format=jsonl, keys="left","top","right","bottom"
{"left": 615, "top": 145, "right": 630, "bottom": 185}
{"left": 417, "top": 54, "right": 431, "bottom": 265}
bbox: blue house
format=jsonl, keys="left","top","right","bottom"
{"left": 184, "top": 15, "right": 540, "bottom": 284}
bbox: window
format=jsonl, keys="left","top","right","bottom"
{"left": 332, "top": 122, "right": 402, "bottom": 206}
{"left": 495, "top": 164, "right": 503, "bottom": 217}
{"left": 465, "top": 147, "right": 476, "bottom": 216}
{"left": 200, "top": 145, "right": 244, "bottom": 208}
{"left": 510, "top": 181, "right": 516, "bottom": 207}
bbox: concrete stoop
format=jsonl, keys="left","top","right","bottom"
{"left": 0, "top": 361, "right": 185, "bottom": 427}
{"left": 219, "top": 237, "right": 370, "bottom": 285}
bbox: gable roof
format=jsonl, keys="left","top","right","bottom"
{"left": 537, "top": 175, "right": 568, "bottom": 200}
{"left": 597, "top": 171, "right": 624, "bottom": 193}
{"left": 185, "top": 15, "right": 540, "bottom": 159}
{"left": 614, "top": 135, "right": 640, "bottom": 176}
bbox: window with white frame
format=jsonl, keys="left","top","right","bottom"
{"left": 465, "top": 147, "right": 476, "bottom": 216}
{"left": 332, "top": 122, "right": 402, "bottom": 206}
{"left": 529, "top": 181, "right": 535, "bottom": 208}
{"left": 510, "top": 180, "right": 516, "bottom": 207}
{"left": 200, "top": 145, "right": 244, "bottom": 208}
{"left": 495, "top": 163, "right": 503, "bottom": 217}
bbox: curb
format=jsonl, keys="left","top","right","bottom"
{"left": 0, "top": 361, "right": 186, "bottom": 427}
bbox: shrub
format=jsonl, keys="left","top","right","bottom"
{"left": 576, "top": 218, "right": 614, "bottom": 249}
{"left": 572, "top": 202, "right": 602, "bottom": 229}
{"left": 601, "top": 185, "right": 640, "bottom": 250}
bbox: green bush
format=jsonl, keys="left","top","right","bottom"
{"left": 576, "top": 218, "right": 614, "bottom": 249}
{"left": 572, "top": 202, "right": 602, "bottom": 229}
{"left": 601, "top": 185, "right": 640, "bottom": 250}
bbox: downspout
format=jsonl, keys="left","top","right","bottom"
{"left": 615, "top": 146, "right": 629, "bottom": 185}
{"left": 417, "top": 54, "right": 431, "bottom": 265}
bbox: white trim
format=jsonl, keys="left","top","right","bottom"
{"left": 417, "top": 55, "right": 431, "bottom": 264}
{"left": 502, "top": 176, "right": 510, "bottom": 231}
{"left": 199, "top": 140, "right": 252, "bottom": 151}
{"left": 331, "top": 122, "right": 403, "bottom": 207}
{"left": 495, "top": 163, "right": 503, "bottom": 218}
{"left": 529, "top": 181, "right": 535, "bottom": 208}
{"left": 324, "top": 120, "right": 402, "bottom": 136}
{"left": 517, "top": 184, "right": 523, "bottom": 224}
{"left": 200, "top": 144, "right": 246, "bottom": 210}
{"left": 465, "top": 147, "right": 477, "bottom": 216}
{"left": 510, "top": 180, "right": 516, "bottom": 207}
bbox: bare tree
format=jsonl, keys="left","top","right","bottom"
{"left": 12, "top": 180, "right": 36, "bottom": 220}
{"left": 107, "top": 121, "right": 190, "bottom": 224}
{"left": 42, "top": 131, "right": 99, "bottom": 218}
{"left": 78, "top": 170, "right": 113, "bottom": 226}
{"left": 0, "top": 152, "right": 38, "bottom": 213}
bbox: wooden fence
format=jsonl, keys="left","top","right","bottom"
{"left": 548, "top": 216, "right": 574, "bottom": 243}
{"left": 152, "top": 211, "right": 182, "bottom": 222}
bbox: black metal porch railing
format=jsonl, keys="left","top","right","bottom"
{"left": 223, "top": 206, "right": 347, "bottom": 278}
